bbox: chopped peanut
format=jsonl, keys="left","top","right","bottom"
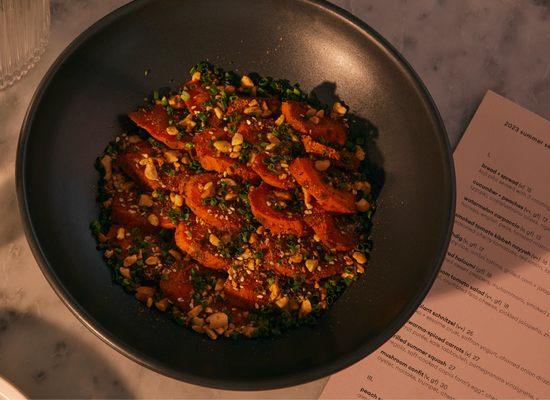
{"left": 305, "top": 259, "right": 318, "bottom": 272}
{"left": 209, "top": 234, "right": 221, "bottom": 247}
{"left": 299, "top": 299, "right": 312, "bottom": 317}
{"left": 165, "top": 126, "right": 179, "bottom": 136}
{"left": 187, "top": 305, "right": 203, "bottom": 319}
{"left": 231, "top": 132, "right": 244, "bottom": 146}
{"left": 356, "top": 198, "right": 370, "bottom": 212}
{"left": 145, "top": 256, "right": 160, "bottom": 265}
{"left": 170, "top": 192, "right": 184, "bottom": 207}
{"left": 123, "top": 255, "right": 138, "bottom": 267}
{"left": 119, "top": 267, "right": 131, "bottom": 279}
{"left": 213, "top": 140, "right": 232, "bottom": 153}
{"left": 314, "top": 159, "right": 330, "bottom": 171}
{"left": 147, "top": 213, "right": 159, "bottom": 226}
{"left": 352, "top": 251, "right": 367, "bottom": 264}
{"left": 206, "top": 312, "right": 228, "bottom": 329}
{"left": 144, "top": 162, "right": 158, "bottom": 181}
{"left": 100, "top": 155, "right": 112, "bottom": 181}
{"left": 332, "top": 101, "right": 347, "bottom": 115}
{"left": 240, "top": 75, "right": 254, "bottom": 88}
{"left": 355, "top": 145, "right": 366, "bottom": 161}
{"left": 164, "top": 151, "right": 179, "bottom": 163}
{"left": 213, "top": 107, "right": 223, "bottom": 120}
{"left": 139, "top": 194, "right": 154, "bottom": 207}
{"left": 275, "top": 114, "right": 285, "bottom": 125}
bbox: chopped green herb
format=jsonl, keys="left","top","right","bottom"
{"left": 180, "top": 91, "right": 190, "bottom": 101}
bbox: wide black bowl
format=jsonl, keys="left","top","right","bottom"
{"left": 17, "top": 0, "right": 454, "bottom": 390}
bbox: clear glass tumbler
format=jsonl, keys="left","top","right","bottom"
{"left": 0, "top": 0, "right": 50, "bottom": 90}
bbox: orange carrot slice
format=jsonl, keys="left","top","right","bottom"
{"left": 159, "top": 264, "right": 195, "bottom": 310}
{"left": 112, "top": 191, "right": 175, "bottom": 231}
{"left": 250, "top": 153, "right": 295, "bottom": 189}
{"left": 301, "top": 135, "right": 340, "bottom": 160}
{"left": 265, "top": 236, "right": 346, "bottom": 282}
{"left": 184, "top": 173, "right": 244, "bottom": 232}
{"left": 174, "top": 218, "right": 231, "bottom": 271}
{"left": 289, "top": 157, "right": 356, "bottom": 214}
{"left": 193, "top": 128, "right": 259, "bottom": 183}
{"left": 282, "top": 101, "right": 347, "bottom": 145}
{"left": 304, "top": 207, "right": 356, "bottom": 251}
{"left": 226, "top": 96, "right": 280, "bottom": 116}
{"left": 116, "top": 141, "right": 189, "bottom": 194}
{"left": 183, "top": 80, "right": 211, "bottom": 111}
{"left": 223, "top": 273, "right": 269, "bottom": 310}
{"left": 249, "top": 183, "right": 309, "bottom": 236}
{"left": 129, "top": 105, "right": 188, "bottom": 150}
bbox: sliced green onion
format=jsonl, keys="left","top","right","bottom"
{"left": 180, "top": 91, "right": 190, "bottom": 101}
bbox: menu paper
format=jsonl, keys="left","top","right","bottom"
{"left": 320, "top": 91, "right": 550, "bottom": 399}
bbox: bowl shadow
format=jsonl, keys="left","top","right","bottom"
{"left": 0, "top": 308, "right": 133, "bottom": 399}
{"left": 310, "top": 80, "right": 385, "bottom": 198}
{"left": 0, "top": 176, "right": 23, "bottom": 249}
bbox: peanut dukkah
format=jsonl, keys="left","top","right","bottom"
{"left": 91, "top": 63, "right": 376, "bottom": 339}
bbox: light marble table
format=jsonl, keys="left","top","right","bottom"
{"left": 0, "top": 0, "right": 548, "bottom": 398}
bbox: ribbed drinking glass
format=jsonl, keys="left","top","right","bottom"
{"left": 0, "top": 0, "right": 50, "bottom": 90}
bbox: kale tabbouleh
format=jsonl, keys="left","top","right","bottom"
{"left": 91, "top": 62, "right": 377, "bottom": 339}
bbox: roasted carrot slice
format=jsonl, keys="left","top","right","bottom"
{"left": 112, "top": 191, "right": 175, "bottom": 230}
{"left": 184, "top": 173, "right": 244, "bottom": 233}
{"left": 264, "top": 236, "right": 304, "bottom": 279}
{"left": 104, "top": 225, "right": 134, "bottom": 257}
{"left": 192, "top": 129, "right": 232, "bottom": 172}
{"left": 129, "top": 105, "right": 188, "bottom": 150}
{"left": 281, "top": 101, "right": 347, "bottom": 145}
{"left": 159, "top": 264, "right": 195, "bottom": 310}
{"left": 117, "top": 142, "right": 161, "bottom": 191}
{"left": 206, "top": 113, "right": 223, "bottom": 128}
{"left": 193, "top": 128, "right": 259, "bottom": 183}
{"left": 301, "top": 135, "right": 360, "bottom": 170}
{"left": 174, "top": 218, "right": 231, "bottom": 270}
{"left": 236, "top": 118, "right": 274, "bottom": 144}
{"left": 112, "top": 192, "right": 152, "bottom": 230}
{"left": 250, "top": 153, "right": 295, "bottom": 189}
{"left": 249, "top": 183, "right": 309, "bottom": 236}
{"left": 223, "top": 272, "right": 269, "bottom": 310}
{"left": 116, "top": 141, "right": 189, "bottom": 194}
{"left": 268, "top": 260, "right": 344, "bottom": 282}
{"left": 289, "top": 157, "right": 356, "bottom": 214}
{"left": 183, "top": 80, "right": 211, "bottom": 111}
{"left": 308, "top": 260, "right": 346, "bottom": 281}
{"left": 226, "top": 96, "right": 280, "bottom": 116}
{"left": 265, "top": 236, "right": 346, "bottom": 282}
{"left": 182, "top": 81, "right": 225, "bottom": 128}
{"left": 225, "top": 97, "right": 250, "bottom": 115}
{"left": 335, "top": 151, "right": 361, "bottom": 171}
{"left": 304, "top": 207, "right": 356, "bottom": 251}
{"left": 301, "top": 135, "right": 340, "bottom": 160}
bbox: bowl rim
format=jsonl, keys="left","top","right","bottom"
{"left": 16, "top": 0, "right": 456, "bottom": 391}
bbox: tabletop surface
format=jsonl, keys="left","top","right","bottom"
{"left": 0, "top": 0, "right": 548, "bottom": 398}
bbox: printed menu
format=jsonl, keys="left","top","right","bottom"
{"left": 321, "top": 91, "right": 550, "bottom": 399}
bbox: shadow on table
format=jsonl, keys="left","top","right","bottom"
{"left": 0, "top": 175, "right": 23, "bottom": 249}
{"left": 0, "top": 308, "right": 133, "bottom": 399}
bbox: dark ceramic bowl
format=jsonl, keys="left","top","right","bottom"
{"left": 16, "top": 0, "right": 454, "bottom": 390}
